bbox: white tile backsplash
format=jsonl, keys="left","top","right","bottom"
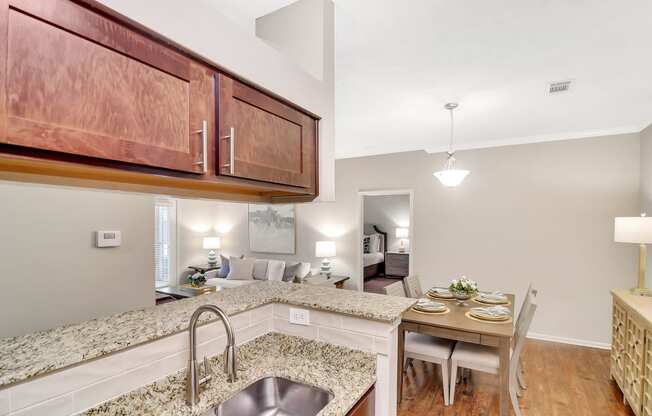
{"left": 310, "top": 310, "right": 342, "bottom": 328}
{"left": 273, "top": 318, "right": 318, "bottom": 340}
{"left": 0, "top": 389, "right": 10, "bottom": 416}
{"left": 9, "top": 395, "right": 72, "bottom": 416}
{"left": 317, "top": 327, "right": 374, "bottom": 352}
{"left": 341, "top": 315, "right": 393, "bottom": 337}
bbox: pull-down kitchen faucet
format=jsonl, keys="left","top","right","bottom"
{"left": 186, "top": 304, "right": 237, "bottom": 406}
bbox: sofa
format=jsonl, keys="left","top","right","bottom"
{"left": 204, "top": 256, "right": 312, "bottom": 288}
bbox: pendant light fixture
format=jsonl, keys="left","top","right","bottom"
{"left": 433, "top": 102, "right": 469, "bottom": 187}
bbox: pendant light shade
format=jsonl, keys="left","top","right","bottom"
{"left": 434, "top": 103, "right": 469, "bottom": 187}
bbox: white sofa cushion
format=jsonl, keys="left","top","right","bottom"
{"left": 266, "top": 260, "right": 286, "bottom": 281}
{"left": 252, "top": 259, "right": 269, "bottom": 280}
{"left": 227, "top": 257, "right": 255, "bottom": 280}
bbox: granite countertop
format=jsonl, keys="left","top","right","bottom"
{"left": 82, "top": 332, "right": 377, "bottom": 416}
{"left": 0, "top": 281, "right": 415, "bottom": 387}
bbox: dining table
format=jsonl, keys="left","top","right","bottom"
{"left": 397, "top": 293, "right": 516, "bottom": 416}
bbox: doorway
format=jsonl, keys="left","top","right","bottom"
{"left": 358, "top": 190, "right": 414, "bottom": 294}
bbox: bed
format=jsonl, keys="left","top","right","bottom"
{"left": 363, "top": 225, "right": 387, "bottom": 279}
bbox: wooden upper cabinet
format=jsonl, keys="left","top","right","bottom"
{"left": 217, "top": 73, "right": 318, "bottom": 190}
{"left": 1, "top": 0, "right": 213, "bottom": 174}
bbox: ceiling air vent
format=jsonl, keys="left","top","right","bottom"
{"left": 548, "top": 80, "right": 572, "bottom": 94}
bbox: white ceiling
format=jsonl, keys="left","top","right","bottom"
{"left": 207, "top": 0, "right": 652, "bottom": 159}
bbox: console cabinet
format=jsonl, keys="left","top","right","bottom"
{"left": 0, "top": 0, "right": 320, "bottom": 201}
{"left": 611, "top": 289, "right": 652, "bottom": 416}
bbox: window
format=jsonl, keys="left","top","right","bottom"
{"left": 155, "top": 198, "right": 177, "bottom": 288}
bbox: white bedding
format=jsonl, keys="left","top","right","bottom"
{"left": 363, "top": 252, "right": 385, "bottom": 267}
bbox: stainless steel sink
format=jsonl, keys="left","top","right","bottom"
{"left": 210, "top": 376, "right": 333, "bottom": 416}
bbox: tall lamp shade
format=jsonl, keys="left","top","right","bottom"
{"left": 615, "top": 216, "right": 652, "bottom": 296}
{"left": 315, "top": 241, "right": 336, "bottom": 277}
{"left": 203, "top": 237, "right": 221, "bottom": 266}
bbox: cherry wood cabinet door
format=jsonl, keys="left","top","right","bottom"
{"left": 0, "top": 0, "right": 213, "bottom": 174}
{"left": 217, "top": 73, "right": 317, "bottom": 190}
{"left": 346, "top": 386, "right": 375, "bottom": 416}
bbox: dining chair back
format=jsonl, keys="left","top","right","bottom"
{"left": 384, "top": 281, "right": 407, "bottom": 297}
{"left": 515, "top": 284, "right": 537, "bottom": 391}
{"left": 404, "top": 275, "right": 423, "bottom": 298}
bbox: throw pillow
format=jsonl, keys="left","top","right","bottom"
{"left": 218, "top": 254, "right": 230, "bottom": 278}
{"left": 266, "top": 260, "right": 286, "bottom": 281}
{"left": 227, "top": 257, "right": 255, "bottom": 280}
{"left": 282, "top": 262, "right": 301, "bottom": 282}
{"left": 252, "top": 259, "right": 269, "bottom": 280}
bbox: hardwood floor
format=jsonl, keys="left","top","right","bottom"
{"left": 398, "top": 339, "right": 633, "bottom": 416}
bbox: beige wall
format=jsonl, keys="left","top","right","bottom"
{"left": 0, "top": 182, "right": 155, "bottom": 338}
{"left": 328, "top": 134, "right": 639, "bottom": 347}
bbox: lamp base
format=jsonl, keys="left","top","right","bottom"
{"left": 320, "top": 258, "right": 331, "bottom": 278}
{"left": 631, "top": 287, "right": 652, "bottom": 297}
{"left": 207, "top": 250, "right": 217, "bottom": 266}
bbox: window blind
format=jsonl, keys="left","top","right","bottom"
{"left": 154, "top": 199, "right": 176, "bottom": 288}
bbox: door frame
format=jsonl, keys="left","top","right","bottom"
{"left": 357, "top": 189, "right": 415, "bottom": 292}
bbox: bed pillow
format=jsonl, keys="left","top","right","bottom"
{"left": 368, "top": 234, "right": 381, "bottom": 253}
{"left": 362, "top": 236, "right": 371, "bottom": 254}
{"left": 227, "top": 257, "right": 255, "bottom": 280}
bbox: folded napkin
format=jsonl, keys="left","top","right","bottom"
{"left": 428, "top": 287, "right": 452, "bottom": 296}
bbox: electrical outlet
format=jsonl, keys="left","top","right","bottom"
{"left": 289, "top": 308, "right": 310, "bottom": 325}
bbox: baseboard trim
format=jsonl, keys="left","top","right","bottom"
{"left": 527, "top": 332, "right": 611, "bottom": 350}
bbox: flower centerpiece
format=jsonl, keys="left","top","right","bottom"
{"left": 188, "top": 271, "right": 207, "bottom": 288}
{"left": 448, "top": 276, "right": 478, "bottom": 301}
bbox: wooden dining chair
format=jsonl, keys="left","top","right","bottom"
{"left": 384, "top": 281, "right": 407, "bottom": 297}
{"left": 386, "top": 278, "right": 455, "bottom": 406}
{"left": 404, "top": 274, "right": 424, "bottom": 298}
{"left": 448, "top": 293, "right": 538, "bottom": 416}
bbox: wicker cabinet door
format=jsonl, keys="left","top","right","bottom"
{"left": 612, "top": 302, "right": 627, "bottom": 388}
{"left": 643, "top": 331, "right": 652, "bottom": 416}
{"left": 625, "top": 315, "right": 646, "bottom": 415}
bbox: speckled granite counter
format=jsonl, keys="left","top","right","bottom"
{"left": 0, "top": 281, "right": 415, "bottom": 387}
{"left": 82, "top": 332, "right": 376, "bottom": 416}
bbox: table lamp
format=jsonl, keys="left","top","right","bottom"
{"left": 395, "top": 227, "right": 409, "bottom": 253}
{"left": 315, "top": 241, "right": 336, "bottom": 277}
{"left": 615, "top": 215, "right": 652, "bottom": 296}
{"left": 203, "top": 236, "right": 221, "bottom": 266}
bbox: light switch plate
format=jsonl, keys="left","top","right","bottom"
{"left": 289, "top": 308, "right": 310, "bottom": 325}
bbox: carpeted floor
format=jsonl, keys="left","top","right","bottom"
{"left": 364, "top": 275, "right": 404, "bottom": 294}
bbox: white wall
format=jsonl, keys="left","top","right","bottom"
{"left": 363, "top": 194, "right": 410, "bottom": 252}
{"left": 96, "top": 0, "right": 335, "bottom": 201}
{"left": 304, "top": 134, "right": 638, "bottom": 347}
{"left": 0, "top": 182, "right": 155, "bottom": 338}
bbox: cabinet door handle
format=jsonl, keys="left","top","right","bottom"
{"left": 221, "top": 127, "right": 235, "bottom": 175}
{"left": 193, "top": 120, "right": 208, "bottom": 173}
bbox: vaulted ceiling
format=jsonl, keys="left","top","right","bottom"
{"left": 206, "top": 0, "right": 652, "bottom": 159}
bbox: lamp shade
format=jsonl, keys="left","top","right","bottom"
{"left": 315, "top": 241, "right": 336, "bottom": 258}
{"left": 614, "top": 217, "right": 652, "bottom": 244}
{"left": 203, "top": 236, "right": 221, "bottom": 249}
{"left": 395, "top": 227, "right": 409, "bottom": 238}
